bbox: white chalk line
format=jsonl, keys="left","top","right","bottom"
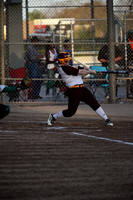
{"left": 4, "top": 120, "right": 47, "bottom": 123}
{"left": 0, "top": 130, "right": 18, "bottom": 133}
{"left": 2, "top": 120, "right": 133, "bottom": 146}
{"left": 46, "top": 127, "right": 66, "bottom": 130}
{"left": 71, "top": 132, "right": 133, "bottom": 146}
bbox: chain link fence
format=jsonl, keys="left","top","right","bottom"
{"left": 0, "top": 0, "right": 133, "bottom": 104}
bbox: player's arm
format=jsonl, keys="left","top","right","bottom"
{"left": 60, "top": 62, "right": 96, "bottom": 76}
{"left": 78, "top": 68, "right": 96, "bottom": 75}
{"left": 115, "top": 56, "right": 123, "bottom": 62}
{"left": 98, "top": 58, "right": 107, "bottom": 63}
{"left": 59, "top": 62, "right": 78, "bottom": 75}
{"left": 2, "top": 86, "right": 17, "bottom": 93}
{"left": 75, "top": 65, "right": 96, "bottom": 75}
{"left": 1, "top": 79, "right": 31, "bottom": 93}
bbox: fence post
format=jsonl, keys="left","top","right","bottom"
{"left": 107, "top": 0, "right": 116, "bottom": 103}
{"left": 91, "top": 0, "right": 95, "bottom": 51}
{"left": 0, "top": 0, "right": 5, "bottom": 103}
{"left": 26, "top": 0, "right": 29, "bottom": 42}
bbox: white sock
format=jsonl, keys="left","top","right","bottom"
{"left": 53, "top": 111, "right": 64, "bottom": 119}
{"left": 95, "top": 107, "right": 108, "bottom": 121}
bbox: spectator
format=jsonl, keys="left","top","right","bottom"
{"left": 25, "top": 36, "right": 43, "bottom": 99}
{"left": 45, "top": 44, "right": 58, "bottom": 95}
{"left": 98, "top": 44, "right": 124, "bottom": 69}
{"left": 98, "top": 44, "right": 124, "bottom": 98}
{"left": 127, "top": 30, "right": 133, "bottom": 66}
{"left": 127, "top": 30, "right": 133, "bottom": 95}
{"left": 63, "top": 39, "right": 73, "bottom": 66}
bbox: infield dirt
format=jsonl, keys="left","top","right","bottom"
{"left": 0, "top": 103, "right": 133, "bottom": 200}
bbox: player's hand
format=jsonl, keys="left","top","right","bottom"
{"left": 91, "top": 70, "right": 96, "bottom": 75}
{"left": 87, "top": 69, "right": 96, "bottom": 75}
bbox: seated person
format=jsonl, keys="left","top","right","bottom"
{"left": 98, "top": 44, "right": 124, "bottom": 69}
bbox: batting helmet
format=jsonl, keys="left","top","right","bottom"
{"left": 57, "top": 52, "right": 72, "bottom": 64}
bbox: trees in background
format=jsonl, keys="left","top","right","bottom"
{"left": 28, "top": 9, "right": 46, "bottom": 21}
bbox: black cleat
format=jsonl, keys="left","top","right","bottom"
{"left": 47, "top": 114, "right": 56, "bottom": 125}
{"left": 105, "top": 119, "right": 113, "bottom": 127}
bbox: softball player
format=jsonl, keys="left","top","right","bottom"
{"left": 47, "top": 52, "right": 113, "bottom": 126}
